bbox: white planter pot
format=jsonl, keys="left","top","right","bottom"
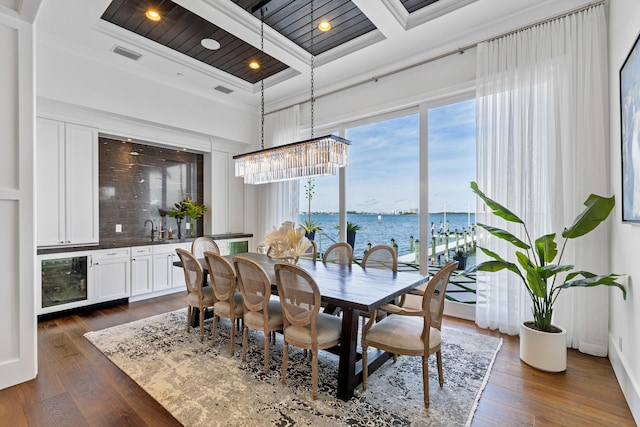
{"left": 519, "top": 322, "right": 567, "bottom": 372}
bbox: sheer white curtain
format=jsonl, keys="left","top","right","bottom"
{"left": 475, "top": 5, "right": 610, "bottom": 355}
{"left": 255, "top": 106, "right": 300, "bottom": 244}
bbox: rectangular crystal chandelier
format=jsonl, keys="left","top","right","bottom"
{"left": 233, "top": 135, "right": 350, "bottom": 185}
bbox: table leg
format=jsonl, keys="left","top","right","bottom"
{"left": 336, "top": 308, "right": 359, "bottom": 401}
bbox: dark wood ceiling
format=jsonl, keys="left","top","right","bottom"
{"left": 100, "top": 0, "right": 442, "bottom": 85}
{"left": 400, "top": 0, "right": 441, "bottom": 14}
{"left": 232, "top": 0, "right": 376, "bottom": 56}
{"left": 101, "top": 0, "right": 289, "bottom": 84}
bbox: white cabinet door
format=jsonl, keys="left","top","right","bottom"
{"left": 36, "top": 119, "right": 98, "bottom": 247}
{"left": 211, "top": 151, "right": 245, "bottom": 234}
{"left": 152, "top": 252, "right": 172, "bottom": 292}
{"left": 131, "top": 246, "right": 153, "bottom": 296}
{"left": 131, "top": 255, "right": 153, "bottom": 296}
{"left": 212, "top": 151, "right": 228, "bottom": 234}
{"left": 227, "top": 154, "right": 244, "bottom": 233}
{"left": 36, "top": 119, "right": 66, "bottom": 246}
{"left": 65, "top": 124, "right": 99, "bottom": 245}
{"left": 171, "top": 251, "right": 186, "bottom": 289}
{"left": 94, "top": 249, "right": 130, "bottom": 303}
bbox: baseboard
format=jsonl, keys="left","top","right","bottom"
{"left": 609, "top": 334, "right": 640, "bottom": 424}
{"left": 444, "top": 300, "right": 475, "bottom": 321}
{"left": 129, "top": 287, "right": 183, "bottom": 303}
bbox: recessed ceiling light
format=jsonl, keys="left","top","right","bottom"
{"left": 145, "top": 9, "right": 161, "bottom": 21}
{"left": 318, "top": 20, "right": 331, "bottom": 32}
{"left": 249, "top": 61, "right": 260, "bottom": 70}
{"left": 201, "top": 38, "right": 220, "bottom": 50}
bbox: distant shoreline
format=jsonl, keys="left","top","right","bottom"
{"left": 299, "top": 211, "right": 474, "bottom": 215}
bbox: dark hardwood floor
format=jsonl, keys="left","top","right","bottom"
{"left": 0, "top": 293, "right": 635, "bottom": 426}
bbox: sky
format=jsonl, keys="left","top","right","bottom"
{"left": 299, "top": 99, "right": 476, "bottom": 214}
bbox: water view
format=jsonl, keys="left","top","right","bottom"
{"left": 298, "top": 212, "right": 476, "bottom": 259}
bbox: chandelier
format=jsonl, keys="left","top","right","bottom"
{"left": 233, "top": 0, "right": 350, "bottom": 185}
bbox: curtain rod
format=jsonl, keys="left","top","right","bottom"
{"left": 266, "top": 0, "right": 604, "bottom": 115}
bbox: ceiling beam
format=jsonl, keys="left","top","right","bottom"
{"left": 350, "top": 0, "right": 405, "bottom": 38}
{"left": 177, "top": 0, "right": 310, "bottom": 74}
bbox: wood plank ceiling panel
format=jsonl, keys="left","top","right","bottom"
{"left": 400, "top": 0, "right": 441, "bottom": 14}
{"left": 232, "top": 0, "right": 377, "bottom": 56}
{"left": 101, "top": 0, "right": 289, "bottom": 84}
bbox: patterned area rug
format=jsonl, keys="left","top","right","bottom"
{"left": 85, "top": 310, "right": 501, "bottom": 427}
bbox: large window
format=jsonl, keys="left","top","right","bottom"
{"left": 296, "top": 98, "right": 476, "bottom": 273}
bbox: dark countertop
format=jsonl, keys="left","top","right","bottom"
{"left": 37, "top": 233, "right": 253, "bottom": 255}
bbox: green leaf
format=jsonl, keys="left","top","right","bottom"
{"left": 557, "top": 274, "right": 627, "bottom": 300}
{"left": 562, "top": 194, "right": 615, "bottom": 239}
{"left": 535, "top": 233, "right": 557, "bottom": 265}
{"left": 477, "top": 223, "right": 530, "bottom": 249}
{"left": 539, "top": 264, "right": 573, "bottom": 281}
{"left": 516, "top": 252, "right": 546, "bottom": 298}
{"left": 477, "top": 246, "right": 507, "bottom": 262}
{"left": 471, "top": 181, "right": 524, "bottom": 224}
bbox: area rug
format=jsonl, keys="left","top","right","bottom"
{"left": 85, "top": 310, "right": 502, "bottom": 427}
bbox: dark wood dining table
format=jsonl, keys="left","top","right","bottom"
{"left": 177, "top": 252, "right": 429, "bottom": 401}
{"left": 230, "top": 253, "right": 429, "bottom": 401}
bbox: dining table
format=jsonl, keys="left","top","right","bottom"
{"left": 177, "top": 252, "right": 429, "bottom": 401}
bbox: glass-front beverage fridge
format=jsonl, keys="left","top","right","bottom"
{"left": 39, "top": 251, "right": 92, "bottom": 314}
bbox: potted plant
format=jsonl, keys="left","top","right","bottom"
{"left": 182, "top": 197, "right": 208, "bottom": 238}
{"left": 467, "top": 181, "right": 626, "bottom": 372}
{"left": 302, "top": 178, "right": 321, "bottom": 240}
{"left": 167, "top": 200, "right": 187, "bottom": 239}
{"left": 452, "top": 249, "right": 467, "bottom": 270}
{"left": 167, "top": 197, "right": 207, "bottom": 239}
{"left": 301, "top": 219, "right": 322, "bottom": 241}
{"left": 336, "top": 221, "right": 361, "bottom": 249}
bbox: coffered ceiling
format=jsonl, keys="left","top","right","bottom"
{"left": 34, "top": 0, "right": 594, "bottom": 109}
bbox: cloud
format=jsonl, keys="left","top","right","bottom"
{"left": 300, "top": 99, "right": 476, "bottom": 213}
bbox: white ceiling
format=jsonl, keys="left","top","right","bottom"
{"left": 33, "top": 0, "right": 595, "bottom": 111}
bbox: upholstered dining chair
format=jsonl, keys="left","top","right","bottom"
{"left": 362, "top": 245, "right": 397, "bottom": 272}
{"left": 175, "top": 248, "right": 215, "bottom": 343}
{"left": 361, "top": 261, "right": 458, "bottom": 407}
{"left": 322, "top": 242, "right": 352, "bottom": 265}
{"left": 191, "top": 236, "right": 220, "bottom": 259}
{"left": 233, "top": 256, "right": 284, "bottom": 373}
{"left": 299, "top": 240, "right": 318, "bottom": 261}
{"left": 274, "top": 263, "right": 342, "bottom": 400}
{"left": 204, "top": 251, "right": 244, "bottom": 355}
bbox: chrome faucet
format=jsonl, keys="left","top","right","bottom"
{"left": 144, "top": 219, "right": 155, "bottom": 241}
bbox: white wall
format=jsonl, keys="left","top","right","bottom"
{"left": 608, "top": 0, "right": 640, "bottom": 423}
{"left": 0, "top": 12, "right": 36, "bottom": 390}
{"left": 36, "top": 40, "right": 257, "bottom": 148}
{"left": 299, "top": 50, "right": 476, "bottom": 134}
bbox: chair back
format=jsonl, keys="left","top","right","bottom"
{"left": 423, "top": 261, "right": 458, "bottom": 331}
{"left": 175, "top": 248, "right": 204, "bottom": 296}
{"left": 274, "top": 263, "right": 321, "bottom": 329}
{"left": 299, "top": 240, "right": 317, "bottom": 261}
{"left": 362, "top": 245, "right": 397, "bottom": 272}
{"left": 322, "top": 242, "right": 352, "bottom": 265}
{"left": 191, "top": 236, "right": 220, "bottom": 259}
{"left": 233, "top": 256, "right": 271, "bottom": 312}
{"left": 204, "top": 251, "right": 237, "bottom": 302}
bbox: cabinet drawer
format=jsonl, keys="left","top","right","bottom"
{"left": 131, "top": 246, "right": 152, "bottom": 256}
{"left": 152, "top": 243, "right": 190, "bottom": 255}
{"left": 94, "top": 248, "right": 130, "bottom": 260}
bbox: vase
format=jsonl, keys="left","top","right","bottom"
{"left": 520, "top": 321, "right": 567, "bottom": 372}
{"left": 190, "top": 219, "right": 196, "bottom": 238}
{"left": 176, "top": 218, "right": 182, "bottom": 240}
{"left": 347, "top": 230, "right": 356, "bottom": 248}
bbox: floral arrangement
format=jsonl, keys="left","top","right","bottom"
{"left": 263, "top": 221, "right": 312, "bottom": 260}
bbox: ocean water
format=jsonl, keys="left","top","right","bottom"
{"left": 298, "top": 213, "right": 476, "bottom": 258}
